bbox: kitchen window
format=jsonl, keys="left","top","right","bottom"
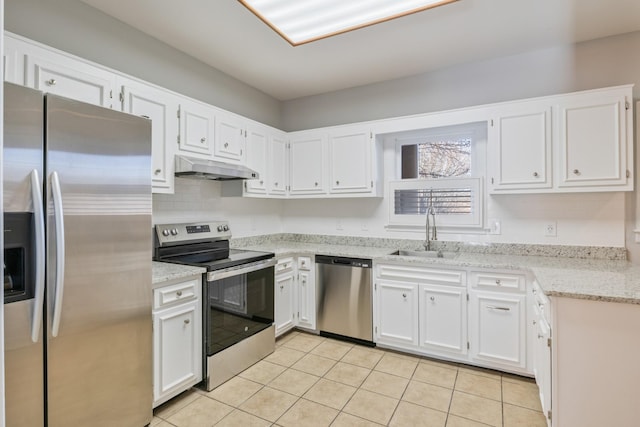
{"left": 389, "top": 122, "right": 486, "bottom": 229}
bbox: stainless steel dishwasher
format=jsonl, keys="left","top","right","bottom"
{"left": 316, "top": 255, "right": 373, "bottom": 345}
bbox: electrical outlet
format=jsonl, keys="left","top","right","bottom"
{"left": 489, "top": 219, "right": 501, "bottom": 235}
{"left": 545, "top": 221, "right": 557, "bottom": 237}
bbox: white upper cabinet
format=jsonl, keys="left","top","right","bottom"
{"left": 178, "top": 99, "right": 215, "bottom": 157}
{"left": 289, "top": 131, "right": 328, "bottom": 195}
{"left": 488, "top": 102, "right": 552, "bottom": 192}
{"left": 23, "top": 44, "right": 116, "bottom": 108}
{"left": 556, "top": 88, "right": 631, "bottom": 190}
{"left": 243, "top": 124, "right": 268, "bottom": 194}
{"left": 329, "top": 127, "right": 373, "bottom": 194}
{"left": 269, "top": 134, "right": 288, "bottom": 196}
{"left": 120, "top": 78, "right": 179, "bottom": 194}
{"left": 487, "top": 85, "right": 633, "bottom": 194}
{"left": 215, "top": 110, "right": 245, "bottom": 163}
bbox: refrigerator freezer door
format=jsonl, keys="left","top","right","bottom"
{"left": 45, "top": 95, "right": 152, "bottom": 427}
{"left": 3, "top": 82, "right": 45, "bottom": 427}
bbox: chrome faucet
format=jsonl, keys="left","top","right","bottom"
{"left": 423, "top": 189, "right": 437, "bottom": 251}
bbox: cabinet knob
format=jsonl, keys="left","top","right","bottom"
{"left": 430, "top": 296, "right": 435, "bottom": 301}
{"left": 46, "top": 79, "right": 57, "bottom": 86}
{"left": 224, "top": 142, "right": 229, "bottom": 148}
{"left": 274, "top": 182, "right": 279, "bottom": 186}
{"left": 402, "top": 293, "right": 407, "bottom": 298}
{"left": 533, "top": 172, "right": 539, "bottom": 178}
{"left": 260, "top": 180, "right": 264, "bottom": 185}
{"left": 280, "top": 285, "right": 284, "bottom": 290}
{"left": 184, "top": 319, "right": 190, "bottom": 325}
{"left": 336, "top": 180, "right": 340, "bottom": 185}
{"left": 573, "top": 169, "right": 580, "bottom": 175}
{"left": 301, "top": 261, "right": 306, "bottom": 266}
{"left": 495, "top": 279, "right": 501, "bottom": 285}
{"left": 538, "top": 333, "right": 544, "bottom": 339}
{"left": 533, "top": 320, "right": 537, "bottom": 325}
{"left": 154, "top": 169, "right": 162, "bottom": 175}
{"left": 314, "top": 182, "right": 318, "bottom": 187}
{"left": 176, "top": 291, "right": 182, "bottom": 297}
{"left": 200, "top": 137, "right": 206, "bottom": 143}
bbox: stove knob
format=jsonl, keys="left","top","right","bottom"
{"left": 162, "top": 229, "right": 170, "bottom": 236}
{"left": 217, "top": 225, "right": 224, "bottom": 232}
{"left": 223, "top": 225, "right": 229, "bottom": 232}
{"left": 170, "top": 228, "right": 178, "bottom": 236}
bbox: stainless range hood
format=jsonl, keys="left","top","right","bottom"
{"left": 175, "top": 155, "right": 259, "bottom": 181}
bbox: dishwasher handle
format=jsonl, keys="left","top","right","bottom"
{"left": 315, "top": 254, "right": 372, "bottom": 268}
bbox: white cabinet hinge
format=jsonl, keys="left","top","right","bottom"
{"left": 547, "top": 338, "right": 552, "bottom": 348}
{"left": 244, "top": 181, "right": 247, "bottom": 190}
{"left": 177, "top": 135, "right": 180, "bottom": 144}
{"left": 109, "top": 89, "right": 113, "bottom": 99}
{"left": 375, "top": 326, "right": 378, "bottom": 334}
{"left": 177, "top": 109, "right": 181, "bottom": 119}
{"left": 374, "top": 283, "right": 377, "bottom": 291}
{"left": 627, "top": 170, "right": 630, "bottom": 178}
{"left": 490, "top": 119, "right": 494, "bottom": 127}
{"left": 491, "top": 177, "right": 494, "bottom": 185}
{"left": 625, "top": 101, "right": 630, "bottom": 110}
{"left": 369, "top": 131, "right": 373, "bottom": 139}
{"left": 370, "top": 181, "right": 373, "bottom": 188}
{"left": 547, "top": 410, "right": 552, "bottom": 422}
{"left": 297, "top": 312, "right": 300, "bottom": 318}
{"left": 466, "top": 294, "right": 469, "bottom": 302}
{"left": 119, "top": 91, "right": 124, "bottom": 103}
{"left": 467, "top": 341, "right": 470, "bottom": 350}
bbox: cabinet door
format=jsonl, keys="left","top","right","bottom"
{"left": 557, "top": 91, "right": 630, "bottom": 189}
{"left": 289, "top": 133, "right": 327, "bottom": 195}
{"left": 25, "top": 49, "right": 115, "bottom": 108}
{"left": 296, "top": 270, "right": 316, "bottom": 330}
{"left": 269, "top": 135, "right": 288, "bottom": 195}
{"left": 121, "top": 79, "right": 178, "bottom": 194}
{"left": 153, "top": 302, "right": 202, "bottom": 405}
{"left": 244, "top": 125, "right": 268, "bottom": 194}
{"left": 178, "top": 99, "right": 215, "bottom": 156}
{"left": 329, "top": 128, "right": 372, "bottom": 194}
{"left": 275, "top": 272, "right": 295, "bottom": 336}
{"left": 215, "top": 111, "right": 245, "bottom": 163}
{"left": 469, "top": 291, "right": 526, "bottom": 369}
{"left": 375, "top": 281, "right": 418, "bottom": 348}
{"left": 535, "top": 316, "right": 552, "bottom": 426}
{"left": 488, "top": 103, "right": 552, "bottom": 192}
{"left": 419, "top": 284, "right": 467, "bottom": 355}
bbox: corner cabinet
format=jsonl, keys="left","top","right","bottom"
{"left": 488, "top": 85, "right": 633, "bottom": 194}
{"left": 289, "top": 132, "right": 328, "bottom": 195}
{"left": 152, "top": 275, "right": 202, "bottom": 408}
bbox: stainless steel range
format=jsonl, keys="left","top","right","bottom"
{"left": 154, "top": 221, "right": 276, "bottom": 390}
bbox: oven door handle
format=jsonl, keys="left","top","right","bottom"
{"left": 207, "top": 258, "right": 276, "bottom": 282}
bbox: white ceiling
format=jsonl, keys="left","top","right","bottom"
{"left": 79, "top": 0, "right": 640, "bottom": 101}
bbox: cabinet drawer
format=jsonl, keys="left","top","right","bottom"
{"left": 297, "top": 256, "right": 312, "bottom": 271}
{"left": 377, "top": 263, "right": 466, "bottom": 286}
{"left": 276, "top": 257, "right": 295, "bottom": 274}
{"left": 470, "top": 271, "right": 525, "bottom": 292}
{"left": 154, "top": 278, "right": 199, "bottom": 310}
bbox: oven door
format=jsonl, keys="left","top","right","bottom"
{"left": 205, "top": 259, "right": 275, "bottom": 356}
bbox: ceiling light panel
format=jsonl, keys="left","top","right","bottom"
{"left": 240, "top": 0, "right": 458, "bottom": 45}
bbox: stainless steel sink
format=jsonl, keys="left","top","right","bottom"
{"left": 391, "top": 249, "right": 459, "bottom": 259}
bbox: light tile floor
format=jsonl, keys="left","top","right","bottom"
{"left": 152, "top": 331, "right": 547, "bottom": 427}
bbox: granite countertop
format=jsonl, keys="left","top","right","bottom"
{"left": 152, "top": 261, "right": 206, "bottom": 285}
{"left": 241, "top": 242, "right": 640, "bottom": 305}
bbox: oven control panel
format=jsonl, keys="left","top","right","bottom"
{"left": 155, "top": 221, "right": 231, "bottom": 246}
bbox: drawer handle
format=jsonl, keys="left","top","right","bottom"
{"left": 487, "top": 305, "right": 510, "bottom": 312}
{"left": 46, "top": 79, "right": 57, "bottom": 86}
{"left": 184, "top": 319, "right": 190, "bottom": 325}
{"left": 176, "top": 291, "right": 183, "bottom": 297}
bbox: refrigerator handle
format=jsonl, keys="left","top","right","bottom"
{"left": 50, "top": 171, "right": 66, "bottom": 337}
{"left": 30, "top": 169, "right": 46, "bottom": 343}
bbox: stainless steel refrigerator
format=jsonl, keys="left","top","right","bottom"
{"left": 3, "top": 82, "right": 153, "bottom": 426}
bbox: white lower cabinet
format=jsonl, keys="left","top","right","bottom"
{"left": 275, "top": 258, "right": 296, "bottom": 336}
{"left": 153, "top": 276, "right": 202, "bottom": 408}
{"left": 274, "top": 255, "right": 316, "bottom": 336}
{"left": 469, "top": 290, "right": 527, "bottom": 370}
{"left": 418, "top": 284, "right": 467, "bottom": 356}
{"left": 375, "top": 281, "right": 419, "bottom": 349}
